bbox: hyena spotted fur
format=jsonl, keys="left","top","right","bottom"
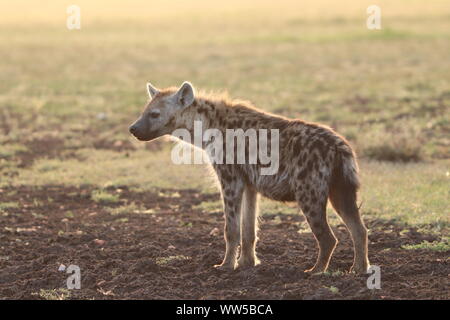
{"left": 129, "top": 82, "right": 370, "bottom": 274}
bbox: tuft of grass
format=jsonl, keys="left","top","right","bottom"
{"left": 359, "top": 125, "right": 425, "bottom": 163}
{"left": 363, "top": 144, "right": 423, "bottom": 163}
{"left": 0, "top": 144, "right": 28, "bottom": 159}
{"left": 402, "top": 239, "right": 450, "bottom": 252}
{"left": 156, "top": 255, "right": 191, "bottom": 266}
{"left": 0, "top": 202, "right": 19, "bottom": 210}
{"left": 106, "top": 202, "right": 140, "bottom": 215}
{"left": 323, "top": 270, "right": 344, "bottom": 277}
{"left": 91, "top": 190, "right": 120, "bottom": 204}
{"left": 33, "top": 288, "right": 71, "bottom": 300}
{"left": 326, "top": 286, "right": 340, "bottom": 294}
{"left": 179, "top": 221, "right": 193, "bottom": 228}
{"left": 65, "top": 211, "right": 75, "bottom": 218}
{"left": 193, "top": 200, "right": 222, "bottom": 215}
{"left": 106, "top": 202, "right": 155, "bottom": 215}
{"left": 158, "top": 191, "right": 181, "bottom": 198}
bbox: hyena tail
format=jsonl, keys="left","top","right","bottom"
{"left": 329, "top": 144, "right": 360, "bottom": 215}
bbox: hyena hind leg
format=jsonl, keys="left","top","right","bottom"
{"left": 298, "top": 198, "right": 338, "bottom": 274}
{"left": 237, "top": 186, "right": 260, "bottom": 269}
{"left": 329, "top": 186, "right": 370, "bottom": 274}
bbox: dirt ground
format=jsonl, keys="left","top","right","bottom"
{"left": 0, "top": 186, "right": 448, "bottom": 300}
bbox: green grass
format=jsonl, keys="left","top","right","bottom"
{"left": 402, "top": 239, "right": 450, "bottom": 252}
{"left": 32, "top": 288, "right": 71, "bottom": 300}
{"left": 0, "top": 0, "right": 449, "bottom": 230}
{"left": 106, "top": 202, "right": 155, "bottom": 215}
{"left": 91, "top": 190, "right": 120, "bottom": 204}
{"left": 193, "top": 200, "right": 222, "bottom": 215}
{"left": 0, "top": 202, "right": 19, "bottom": 210}
{"left": 323, "top": 270, "right": 345, "bottom": 277}
{"left": 106, "top": 202, "right": 141, "bottom": 215}
{"left": 156, "top": 255, "right": 191, "bottom": 266}
{"left": 4, "top": 148, "right": 212, "bottom": 190}
{"left": 325, "top": 286, "right": 340, "bottom": 294}
{"left": 0, "top": 143, "right": 28, "bottom": 159}
{"left": 359, "top": 161, "right": 449, "bottom": 227}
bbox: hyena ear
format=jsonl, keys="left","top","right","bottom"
{"left": 174, "top": 81, "right": 195, "bottom": 108}
{"left": 146, "top": 82, "right": 159, "bottom": 99}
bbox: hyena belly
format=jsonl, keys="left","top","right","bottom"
{"left": 241, "top": 164, "right": 296, "bottom": 202}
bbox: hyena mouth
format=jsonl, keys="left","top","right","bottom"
{"left": 134, "top": 130, "right": 160, "bottom": 142}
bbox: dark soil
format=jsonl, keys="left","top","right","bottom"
{"left": 0, "top": 186, "right": 448, "bottom": 300}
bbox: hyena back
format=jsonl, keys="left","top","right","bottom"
{"left": 129, "top": 82, "right": 370, "bottom": 274}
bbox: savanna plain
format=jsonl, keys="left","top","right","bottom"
{"left": 0, "top": 0, "right": 448, "bottom": 299}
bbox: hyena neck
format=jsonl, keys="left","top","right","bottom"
{"left": 171, "top": 94, "right": 282, "bottom": 149}
{"left": 182, "top": 94, "right": 264, "bottom": 129}
{"left": 175, "top": 96, "right": 223, "bottom": 135}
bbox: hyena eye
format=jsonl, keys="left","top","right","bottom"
{"left": 149, "top": 110, "right": 160, "bottom": 119}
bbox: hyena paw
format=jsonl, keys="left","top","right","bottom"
{"left": 349, "top": 263, "right": 370, "bottom": 275}
{"left": 213, "top": 262, "right": 236, "bottom": 271}
{"left": 236, "top": 256, "right": 260, "bottom": 269}
{"left": 304, "top": 265, "right": 327, "bottom": 274}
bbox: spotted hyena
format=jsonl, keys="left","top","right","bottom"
{"left": 129, "top": 82, "right": 370, "bottom": 274}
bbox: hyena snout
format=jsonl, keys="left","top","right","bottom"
{"left": 129, "top": 120, "right": 158, "bottom": 141}
{"left": 129, "top": 124, "right": 139, "bottom": 135}
{"left": 129, "top": 122, "right": 146, "bottom": 140}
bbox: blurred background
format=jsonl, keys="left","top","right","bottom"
{"left": 0, "top": 0, "right": 449, "bottom": 226}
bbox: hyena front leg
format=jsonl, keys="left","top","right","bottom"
{"left": 237, "top": 186, "right": 260, "bottom": 269}
{"left": 214, "top": 176, "right": 245, "bottom": 270}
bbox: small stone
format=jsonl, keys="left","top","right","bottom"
{"left": 93, "top": 239, "right": 106, "bottom": 246}
{"left": 209, "top": 227, "right": 220, "bottom": 236}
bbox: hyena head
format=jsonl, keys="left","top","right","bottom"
{"left": 129, "top": 81, "right": 195, "bottom": 141}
